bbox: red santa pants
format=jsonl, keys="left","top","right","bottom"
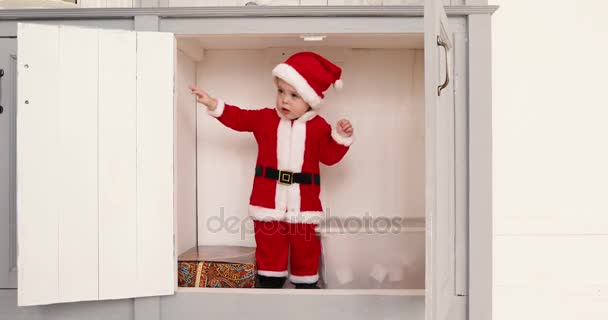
{"left": 254, "top": 220, "right": 321, "bottom": 284}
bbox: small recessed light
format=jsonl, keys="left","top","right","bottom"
{"left": 300, "top": 35, "right": 326, "bottom": 42}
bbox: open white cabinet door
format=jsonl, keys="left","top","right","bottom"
{"left": 16, "top": 23, "right": 176, "bottom": 306}
{"left": 425, "top": 1, "right": 466, "bottom": 320}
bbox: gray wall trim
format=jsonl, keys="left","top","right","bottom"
{"left": 161, "top": 16, "right": 462, "bottom": 35}
{"left": 134, "top": 15, "right": 159, "bottom": 31}
{"left": 161, "top": 17, "right": 424, "bottom": 34}
{"left": 134, "top": 296, "right": 160, "bottom": 320}
{"left": 0, "top": 6, "right": 499, "bottom": 20}
{"left": 467, "top": 13, "right": 493, "bottom": 320}
{"left": 163, "top": 291, "right": 424, "bottom": 319}
{"left": 0, "top": 289, "right": 135, "bottom": 320}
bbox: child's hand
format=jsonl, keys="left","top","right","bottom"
{"left": 189, "top": 85, "right": 218, "bottom": 111}
{"left": 336, "top": 119, "right": 353, "bottom": 137}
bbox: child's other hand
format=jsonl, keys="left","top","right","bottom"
{"left": 336, "top": 119, "right": 353, "bottom": 137}
{"left": 189, "top": 85, "right": 218, "bottom": 111}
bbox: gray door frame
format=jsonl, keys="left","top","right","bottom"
{"left": 0, "top": 6, "right": 495, "bottom": 319}
{"left": 0, "top": 37, "right": 18, "bottom": 289}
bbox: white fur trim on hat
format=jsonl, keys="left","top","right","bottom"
{"left": 331, "top": 129, "right": 354, "bottom": 147}
{"left": 272, "top": 63, "right": 323, "bottom": 108}
{"left": 206, "top": 99, "right": 225, "bottom": 118}
{"left": 289, "top": 274, "right": 319, "bottom": 284}
{"left": 334, "top": 79, "right": 343, "bottom": 90}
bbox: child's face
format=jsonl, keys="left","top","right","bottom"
{"left": 275, "top": 78, "right": 311, "bottom": 120}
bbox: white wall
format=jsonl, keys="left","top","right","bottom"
{"left": 195, "top": 48, "right": 425, "bottom": 247}
{"left": 490, "top": 1, "right": 608, "bottom": 319}
{"left": 175, "top": 50, "right": 198, "bottom": 257}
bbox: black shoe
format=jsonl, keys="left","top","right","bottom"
{"left": 256, "top": 275, "right": 286, "bottom": 289}
{"left": 293, "top": 282, "right": 321, "bottom": 289}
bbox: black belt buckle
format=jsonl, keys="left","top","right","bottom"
{"left": 278, "top": 170, "right": 294, "bottom": 185}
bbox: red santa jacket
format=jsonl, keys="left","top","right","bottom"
{"left": 208, "top": 100, "right": 353, "bottom": 224}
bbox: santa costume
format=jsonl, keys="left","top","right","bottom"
{"left": 207, "top": 52, "right": 353, "bottom": 288}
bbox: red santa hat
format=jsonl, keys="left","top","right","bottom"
{"left": 271, "top": 51, "right": 343, "bottom": 109}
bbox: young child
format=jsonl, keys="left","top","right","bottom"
{"left": 190, "top": 52, "right": 354, "bottom": 289}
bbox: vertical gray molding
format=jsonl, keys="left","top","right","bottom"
{"left": 0, "top": 40, "right": 8, "bottom": 289}
{"left": 134, "top": 296, "right": 161, "bottom": 320}
{"left": 0, "top": 39, "right": 18, "bottom": 289}
{"left": 8, "top": 53, "right": 18, "bottom": 288}
{"left": 453, "top": 30, "right": 469, "bottom": 297}
{"left": 467, "top": 13, "right": 493, "bottom": 320}
{"left": 134, "top": 15, "right": 160, "bottom": 32}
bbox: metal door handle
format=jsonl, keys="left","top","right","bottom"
{"left": 0, "top": 69, "right": 4, "bottom": 114}
{"left": 437, "top": 36, "right": 449, "bottom": 96}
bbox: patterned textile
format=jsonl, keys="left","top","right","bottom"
{"left": 178, "top": 246, "right": 256, "bottom": 288}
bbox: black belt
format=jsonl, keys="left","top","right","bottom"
{"left": 255, "top": 166, "right": 320, "bottom": 185}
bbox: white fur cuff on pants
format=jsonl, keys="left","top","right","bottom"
{"left": 289, "top": 274, "right": 319, "bottom": 284}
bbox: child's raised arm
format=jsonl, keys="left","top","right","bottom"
{"left": 319, "top": 119, "right": 354, "bottom": 166}
{"left": 189, "top": 85, "right": 218, "bottom": 111}
{"left": 189, "top": 85, "right": 260, "bottom": 133}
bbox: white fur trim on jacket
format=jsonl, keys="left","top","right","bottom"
{"left": 249, "top": 205, "right": 286, "bottom": 221}
{"left": 287, "top": 121, "right": 306, "bottom": 213}
{"left": 331, "top": 129, "right": 354, "bottom": 147}
{"left": 258, "top": 270, "right": 288, "bottom": 277}
{"left": 272, "top": 63, "right": 323, "bottom": 108}
{"left": 275, "top": 108, "right": 318, "bottom": 123}
{"left": 296, "top": 110, "right": 318, "bottom": 123}
{"left": 275, "top": 120, "right": 291, "bottom": 212}
{"left": 207, "top": 99, "right": 225, "bottom": 118}
{"left": 289, "top": 274, "right": 319, "bottom": 284}
{"left": 285, "top": 210, "right": 324, "bottom": 225}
